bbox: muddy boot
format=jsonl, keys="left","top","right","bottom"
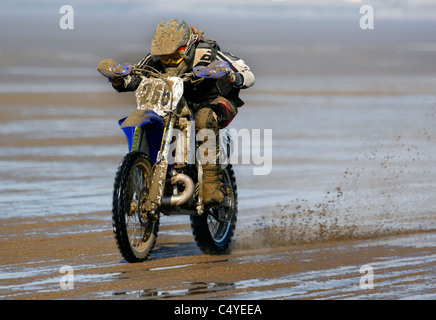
{"left": 195, "top": 107, "right": 226, "bottom": 206}
{"left": 202, "top": 163, "right": 225, "bottom": 206}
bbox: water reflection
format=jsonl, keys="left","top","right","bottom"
{"left": 112, "top": 281, "right": 236, "bottom": 299}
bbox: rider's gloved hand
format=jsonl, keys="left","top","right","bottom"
{"left": 97, "top": 59, "right": 133, "bottom": 78}
{"left": 192, "top": 60, "right": 231, "bottom": 79}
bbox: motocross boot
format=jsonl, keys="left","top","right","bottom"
{"left": 202, "top": 163, "right": 226, "bottom": 206}
{"left": 195, "top": 108, "right": 226, "bottom": 206}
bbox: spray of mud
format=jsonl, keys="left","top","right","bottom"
{"left": 235, "top": 105, "right": 436, "bottom": 250}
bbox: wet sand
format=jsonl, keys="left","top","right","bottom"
{"left": 2, "top": 212, "right": 436, "bottom": 300}
{"left": 1, "top": 90, "right": 435, "bottom": 300}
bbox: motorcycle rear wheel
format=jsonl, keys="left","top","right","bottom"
{"left": 190, "top": 164, "right": 238, "bottom": 254}
{"left": 112, "top": 151, "right": 159, "bottom": 262}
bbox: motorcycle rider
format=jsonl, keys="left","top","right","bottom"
{"left": 100, "top": 19, "right": 255, "bottom": 206}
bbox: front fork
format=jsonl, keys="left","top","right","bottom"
{"left": 144, "top": 112, "right": 176, "bottom": 215}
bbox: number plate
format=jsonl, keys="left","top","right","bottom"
{"left": 135, "top": 76, "right": 183, "bottom": 116}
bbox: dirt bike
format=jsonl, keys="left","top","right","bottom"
{"left": 109, "top": 61, "right": 238, "bottom": 262}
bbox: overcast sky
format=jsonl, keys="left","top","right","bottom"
{"left": 3, "top": 0, "right": 436, "bottom": 20}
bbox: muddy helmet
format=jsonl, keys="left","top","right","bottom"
{"left": 151, "top": 19, "right": 191, "bottom": 56}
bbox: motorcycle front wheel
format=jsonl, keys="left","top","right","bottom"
{"left": 112, "top": 151, "right": 159, "bottom": 262}
{"left": 190, "top": 164, "right": 238, "bottom": 254}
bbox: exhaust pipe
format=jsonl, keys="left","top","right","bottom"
{"left": 162, "top": 173, "right": 195, "bottom": 207}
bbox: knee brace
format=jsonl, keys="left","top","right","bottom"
{"left": 194, "top": 107, "right": 219, "bottom": 132}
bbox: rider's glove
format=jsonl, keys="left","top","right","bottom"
{"left": 97, "top": 59, "right": 133, "bottom": 78}
{"left": 192, "top": 60, "right": 231, "bottom": 79}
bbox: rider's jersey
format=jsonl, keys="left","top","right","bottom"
{"left": 112, "top": 40, "right": 255, "bottom": 108}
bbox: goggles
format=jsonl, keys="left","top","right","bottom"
{"left": 158, "top": 47, "right": 186, "bottom": 65}
{"left": 158, "top": 33, "right": 199, "bottom": 66}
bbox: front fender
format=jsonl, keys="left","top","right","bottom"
{"left": 118, "top": 109, "right": 164, "bottom": 163}
{"left": 119, "top": 109, "right": 163, "bottom": 129}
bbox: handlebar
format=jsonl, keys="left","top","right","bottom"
{"left": 98, "top": 58, "right": 232, "bottom": 81}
